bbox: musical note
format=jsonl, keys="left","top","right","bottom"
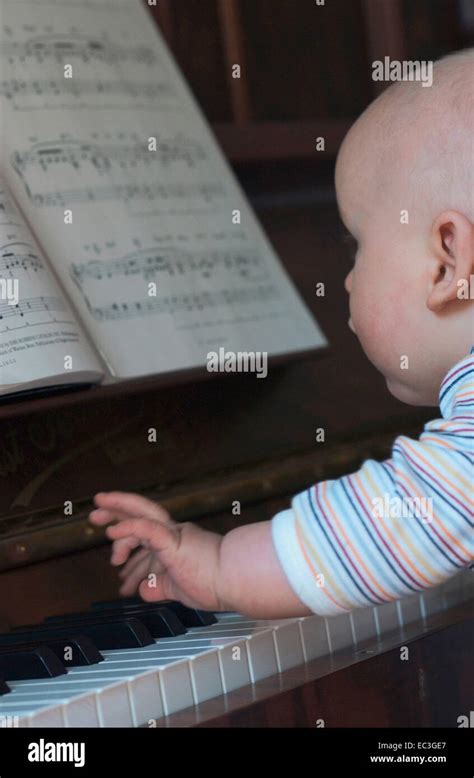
{"left": 0, "top": 78, "right": 175, "bottom": 106}
{"left": 0, "top": 34, "right": 158, "bottom": 67}
{"left": 87, "top": 286, "right": 281, "bottom": 322}
{"left": 12, "top": 136, "right": 207, "bottom": 173}
{"left": 0, "top": 243, "right": 46, "bottom": 275}
{"left": 0, "top": 295, "right": 67, "bottom": 322}
{"left": 0, "top": 24, "right": 173, "bottom": 111}
{"left": 11, "top": 136, "right": 222, "bottom": 208}
{"left": 70, "top": 247, "right": 270, "bottom": 285}
{"left": 0, "top": 187, "right": 77, "bottom": 334}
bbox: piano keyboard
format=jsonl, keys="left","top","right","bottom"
{"left": 0, "top": 568, "right": 472, "bottom": 728}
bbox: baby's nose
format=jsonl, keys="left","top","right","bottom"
{"left": 344, "top": 270, "right": 353, "bottom": 294}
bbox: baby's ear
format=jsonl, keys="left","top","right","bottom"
{"left": 427, "top": 210, "right": 474, "bottom": 312}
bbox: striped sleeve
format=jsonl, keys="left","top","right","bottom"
{"left": 271, "top": 351, "right": 474, "bottom": 616}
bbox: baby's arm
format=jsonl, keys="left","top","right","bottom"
{"left": 89, "top": 492, "right": 311, "bottom": 618}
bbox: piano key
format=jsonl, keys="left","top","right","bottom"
{"left": 92, "top": 598, "right": 217, "bottom": 627}
{"left": 373, "top": 600, "right": 400, "bottom": 637}
{"left": 5, "top": 688, "right": 101, "bottom": 728}
{"left": 0, "top": 647, "right": 66, "bottom": 680}
{"left": 217, "top": 640, "right": 252, "bottom": 693}
{"left": 0, "top": 637, "right": 103, "bottom": 667}
{"left": 10, "top": 618, "right": 154, "bottom": 650}
{"left": 16, "top": 660, "right": 196, "bottom": 719}
{"left": 45, "top": 606, "right": 186, "bottom": 638}
{"left": 398, "top": 594, "right": 422, "bottom": 627}
{"left": 324, "top": 613, "right": 353, "bottom": 652}
{"left": 297, "top": 616, "right": 330, "bottom": 661}
{"left": 420, "top": 587, "right": 445, "bottom": 620}
{"left": 6, "top": 676, "right": 135, "bottom": 727}
{"left": 270, "top": 621, "right": 305, "bottom": 672}
{"left": 350, "top": 607, "right": 377, "bottom": 645}
{"left": 0, "top": 678, "right": 11, "bottom": 696}
{"left": 0, "top": 700, "right": 66, "bottom": 727}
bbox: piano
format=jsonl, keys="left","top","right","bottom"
{"left": 0, "top": 574, "right": 473, "bottom": 728}
{"left": 0, "top": 197, "right": 472, "bottom": 728}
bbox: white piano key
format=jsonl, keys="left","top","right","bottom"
{"left": 374, "top": 600, "right": 400, "bottom": 635}
{"left": 0, "top": 700, "right": 65, "bottom": 727}
{"left": 324, "top": 612, "right": 353, "bottom": 652}
{"left": 217, "top": 641, "right": 252, "bottom": 693}
{"left": 11, "top": 675, "right": 133, "bottom": 727}
{"left": 158, "top": 660, "right": 194, "bottom": 715}
{"left": 126, "top": 668, "right": 164, "bottom": 726}
{"left": 10, "top": 670, "right": 163, "bottom": 728}
{"left": 419, "top": 585, "right": 444, "bottom": 619}
{"left": 245, "top": 629, "right": 279, "bottom": 682}
{"left": 29, "top": 705, "right": 66, "bottom": 728}
{"left": 271, "top": 622, "right": 305, "bottom": 672}
{"left": 398, "top": 593, "right": 422, "bottom": 627}
{"left": 9, "top": 690, "right": 100, "bottom": 728}
{"left": 350, "top": 606, "right": 377, "bottom": 644}
{"left": 297, "top": 616, "right": 329, "bottom": 661}
{"left": 189, "top": 649, "right": 223, "bottom": 704}
{"left": 96, "top": 680, "right": 134, "bottom": 727}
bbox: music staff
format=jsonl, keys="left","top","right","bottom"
{"left": 0, "top": 243, "right": 46, "bottom": 275}
{"left": 0, "top": 78, "right": 175, "bottom": 104}
{"left": 0, "top": 295, "right": 68, "bottom": 321}
{"left": 18, "top": 182, "right": 226, "bottom": 208}
{"left": 0, "top": 35, "right": 158, "bottom": 67}
{"left": 12, "top": 136, "right": 206, "bottom": 174}
{"left": 70, "top": 248, "right": 269, "bottom": 285}
{"left": 86, "top": 285, "right": 281, "bottom": 322}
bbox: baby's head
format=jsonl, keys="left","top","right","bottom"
{"left": 335, "top": 49, "right": 473, "bottom": 406}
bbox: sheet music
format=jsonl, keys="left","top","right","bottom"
{"left": 0, "top": 182, "right": 104, "bottom": 391}
{"left": 1, "top": 0, "right": 326, "bottom": 378}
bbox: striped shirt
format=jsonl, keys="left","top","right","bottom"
{"left": 272, "top": 349, "right": 474, "bottom": 615}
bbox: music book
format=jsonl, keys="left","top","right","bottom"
{"left": 0, "top": 0, "right": 326, "bottom": 398}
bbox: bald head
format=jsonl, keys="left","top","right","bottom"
{"left": 336, "top": 48, "right": 474, "bottom": 224}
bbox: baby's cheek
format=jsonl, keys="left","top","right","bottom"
{"left": 352, "top": 276, "right": 400, "bottom": 368}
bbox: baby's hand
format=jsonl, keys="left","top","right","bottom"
{"left": 89, "top": 492, "right": 225, "bottom": 611}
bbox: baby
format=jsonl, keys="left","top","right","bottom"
{"left": 89, "top": 49, "right": 474, "bottom": 619}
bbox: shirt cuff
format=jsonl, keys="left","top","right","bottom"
{"left": 271, "top": 508, "right": 347, "bottom": 616}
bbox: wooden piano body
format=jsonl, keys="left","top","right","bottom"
{"left": 0, "top": 199, "right": 472, "bottom": 727}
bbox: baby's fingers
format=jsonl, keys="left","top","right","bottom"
{"left": 138, "top": 574, "right": 171, "bottom": 603}
{"left": 89, "top": 508, "right": 122, "bottom": 527}
{"left": 106, "top": 518, "right": 179, "bottom": 562}
{"left": 119, "top": 547, "right": 150, "bottom": 579}
{"left": 120, "top": 556, "right": 165, "bottom": 596}
{"left": 110, "top": 536, "right": 141, "bottom": 566}
{"left": 94, "top": 492, "right": 174, "bottom": 526}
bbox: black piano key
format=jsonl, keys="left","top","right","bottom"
{"left": 0, "top": 678, "right": 11, "bottom": 695}
{"left": 0, "top": 636, "right": 103, "bottom": 666}
{"left": 0, "top": 647, "right": 66, "bottom": 680}
{"left": 93, "top": 597, "right": 144, "bottom": 609}
{"left": 92, "top": 598, "right": 217, "bottom": 627}
{"left": 164, "top": 602, "right": 217, "bottom": 628}
{"left": 10, "top": 618, "right": 154, "bottom": 650}
{"left": 45, "top": 606, "right": 186, "bottom": 638}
